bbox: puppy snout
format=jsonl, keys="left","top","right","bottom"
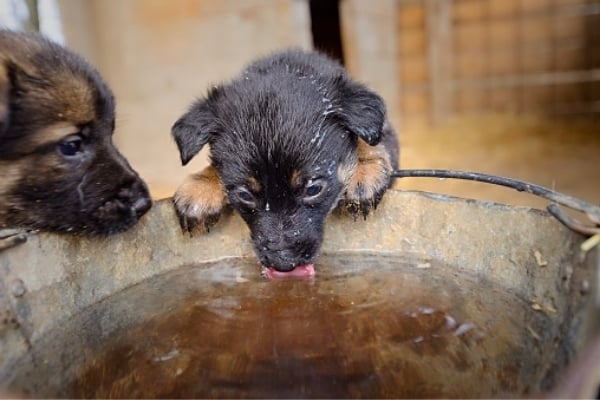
{"left": 260, "top": 235, "right": 296, "bottom": 255}
{"left": 255, "top": 232, "right": 318, "bottom": 272}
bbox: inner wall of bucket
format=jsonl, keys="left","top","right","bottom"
{"left": 4, "top": 252, "right": 596, "bottom": 398}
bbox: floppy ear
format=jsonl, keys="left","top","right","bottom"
{"left": 0, "top": 62, "right": 10, "bottom": 136}
{"left": 336, "top": 79, "right": 386, "bottom": 146}
{"left": 171, "top": 90, "right": 221, "bottom": 166}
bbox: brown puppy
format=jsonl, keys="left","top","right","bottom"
{"left": 0, "top": 30, "right": 151, "bottom": 248}
{"left": 172, "top": 49, "right": 398, "bottom": 277}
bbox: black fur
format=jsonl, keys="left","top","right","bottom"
{"left": 173, "top": 49, "right": 398, "bottom": 272}
{"left": 0, "top": 30, "right": 151, "bottom": 236}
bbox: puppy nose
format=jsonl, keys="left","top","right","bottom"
{"left": 118, "top": 180, "right": 152, "bottom": 217}
{"left": 132, "top": 196, "right": 152, "bottom": 217}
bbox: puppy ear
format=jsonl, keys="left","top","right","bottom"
{"left": 337, "top": 79, "right": 386, "bottom": 146}
{"left": 172, "top": 90, "right": 221, "bottom": 166}
{"left": 0, "top": 62, "right": 10, "bottom": 136}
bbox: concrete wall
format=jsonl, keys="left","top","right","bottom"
{"left": 58, "top": 0, "right": 312, "bottom": 199}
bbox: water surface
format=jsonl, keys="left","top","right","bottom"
{"left": 68, "top": 254, "right": 551, "bottom": 398}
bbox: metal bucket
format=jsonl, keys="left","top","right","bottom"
{"left": 0, "top": 191, "right": 597, "bottom": 398}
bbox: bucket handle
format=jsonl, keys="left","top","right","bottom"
{"left": 392, "top": 169, "right": 600, "bottom": 238}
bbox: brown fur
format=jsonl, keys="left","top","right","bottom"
{"left": 342, "top": 138, "right": 393, "bottom": 217}
{"left": 173, "top": 165, "right": 226, "bottom": 233}
{"left": 0, "top": 30, "right": 151, "bottom": 245}
{"left": 247, "top": 176, "right": 262, "bottom": 193}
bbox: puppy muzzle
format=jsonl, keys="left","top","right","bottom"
{"left": 254, "top": 235, "right": 319, "bottom": 272}
{"left": 88, "top": 178, "right": 152, "bottom": 235}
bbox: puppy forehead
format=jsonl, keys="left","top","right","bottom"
{"left": 31, "top": 65, "right": 112, "bottom": 126}
{"left": 239, "top": 79, "right": 325, "bottom": 118}
{"left": 49, "top": 74, "right": 98, "bottom": 123}
{"left": 1, "top": 32, "right": 115, "bottom": 126}
{"left": 215, "top": 123, "right": 349, "bottom": 185}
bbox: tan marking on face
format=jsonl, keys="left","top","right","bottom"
{"left": 290, "top": 169, "right": 303, "bottom": 190}
{"left": 24, "top": 71, "right": 98, "bottom": 125}
{"left": 248, "top": 176, "right": 261, "bottom": 193}
{"left": 1, "top": 35, "right": 98, "bottom": 125}
{"left": 0, "top": 160, "right": 29, "bottom": 226}
{"left": 0, "top": 161, "right": 25, "bottom": 196}
{"left": 55, "top": 74, "right": 96, "bottom": 123}
{"left": 0, "top": 147, "right": 70, "bottom": 205}
{"left": 18, "top": 122, "right": 80, "bottom": 151}
{"left": 173, "top": 165, "right": 227, "bottom": 233}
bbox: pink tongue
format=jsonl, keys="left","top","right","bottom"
{"left": 265, "top": 264, "right": 315, "bottom": 279}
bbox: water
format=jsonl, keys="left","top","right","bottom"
{"left": 18, "top": 254, "right": 558, "bottom": 398}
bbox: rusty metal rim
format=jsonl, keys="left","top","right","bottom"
{"left": 393, "top": 169, "right": 600, "bottom": 236}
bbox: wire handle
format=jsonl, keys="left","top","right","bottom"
{"left": 392, "top": 169, "right": 600, "bottom": 236}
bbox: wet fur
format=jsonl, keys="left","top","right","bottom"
{"left": 173, "top": 49, "right": 399, "bottom": 272}
{"left": 0, "top": 30, "right": 151, "bottom": 239}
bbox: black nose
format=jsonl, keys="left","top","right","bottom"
{"left": 132, "top": 196, "right": 152, "bottom": 217}
{"left": 118, "top": 179, "right": 152, "bottom": 218}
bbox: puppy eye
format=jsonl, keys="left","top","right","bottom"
{"left": 58, "top": 135, "right": 84, "bottom": 157}
{"left": 236, "top": 188, "right": 256, "bottom": 207}
{"left": 304, "top": 180, "right": 326, "bottom": 200}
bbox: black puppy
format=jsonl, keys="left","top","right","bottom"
{"left": 172, "top": 49, "right": 398, "bottom": 277}
{"left": 0, "top": 30, "right": 151, "bottom": 247}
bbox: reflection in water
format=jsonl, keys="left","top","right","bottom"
{"left": 69, "top": 255, "right": 550, "bottom": 398}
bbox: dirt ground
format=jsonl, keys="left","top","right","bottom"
{"left": 395, "top": 114, "right": 600, "bottom": 213}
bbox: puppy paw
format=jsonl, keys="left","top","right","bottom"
{"left": 173, "top": 166, "right": 226, "bottom": 235}
{"left": 0, "top": 229, "right": 28, "bottom": 251}
{"left": 343, "top": 140, "right": 392, "bottom": 220}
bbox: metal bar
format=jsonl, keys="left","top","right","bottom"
{"left": 392, "top": 169, "right": 600, "bottom": 229}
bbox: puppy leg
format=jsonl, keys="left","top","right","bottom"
{"left": 0, "top": 229, "right": 28, "bottom": 251}
{"left": 343, "top": 139, "right": 393, "bottom": 220}
{"left": 173, "top": 165, "right": 227, "bottom": 235}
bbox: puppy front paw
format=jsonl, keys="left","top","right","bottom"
{"left": 343, "top": 141, "right": 392, "bottom": 220}
{"left": 173, "top": 166, "right": 226, "bottom": 235}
